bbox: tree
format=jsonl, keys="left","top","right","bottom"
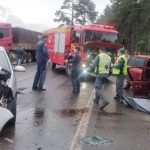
{"left": 75, "top": 0, "right": 98, "bottom": 25}
{"left": 98, "top": 0, "right": 150, "bottom": 54}
{"left": 54, "top": 0, "right": 76, "bottom": 26}
{"left": 54, "top": 0, "right": 98, "bottom": 26}
{"left": 97, "top": 5, "right": 114, "bottom": 26}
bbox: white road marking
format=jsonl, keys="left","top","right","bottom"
{"left": 70, "top": 89, "right": 95, "bottom": 150}
{"left": 17, "top": 75, "right": 33, "bottom": 82}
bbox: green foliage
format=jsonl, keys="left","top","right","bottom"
{"left": 136, "top": 40, "right": 147, "bottom": 54}
{"left": 97, "top": 5, "right": 114, "bottom": 26}
{"left": 97, "top": 0, "right": 150, "bottom": 54}
{"left": 54, "top": 0, "right": 98, "bottom": 26}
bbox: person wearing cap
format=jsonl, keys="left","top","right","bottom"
{"left": 67, "top": 47, "right": 81, "bottom": 94}
{"left": 91, "top": 47, "right": 111, "bottom": 110}
{"left": 112, "top": 48, "right": 127, "bottom": 102}
{"left": 32, "top": 35, "right": 49, "bottom": 91}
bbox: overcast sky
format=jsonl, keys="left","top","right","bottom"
{"left": 0, "top": 0, "right": 111, "bottom": 32}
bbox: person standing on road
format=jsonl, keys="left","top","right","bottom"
{"left": 67, "top": 47, "right": 81, "bottom": 94}
{"left": 32, "top": 35, "right": 49, "bottom": 91}
{"left": 112, "top": 48, "right": 127, "bottom": 102}
{"left": 91, "top": 47, "right": 111, "bottom": 110}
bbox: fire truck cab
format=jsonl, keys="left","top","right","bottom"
{"left": 44, "top": 24, "right": 123, "bottom": 76}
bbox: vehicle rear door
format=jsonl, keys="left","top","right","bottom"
{"left": 127, "top": 56, "right": 145, "bottom": 83}
{"left": 54, "top": 32, "right": 66, "bottom": 65}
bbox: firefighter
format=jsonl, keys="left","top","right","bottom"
{"left": 67, "top": 47, "right": 81, "bottom": 94}
{"left": 112, "top": 48, "right": 127, "bottom": 102}
{"left": 91, "top": 47, "right": 111, "bottom": 110}
{"left": 32, "top": 35, "right": 49, "bottom": 91}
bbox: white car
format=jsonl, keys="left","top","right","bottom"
{"left": 0, "top": 46, "right": 25, "bottom": 127}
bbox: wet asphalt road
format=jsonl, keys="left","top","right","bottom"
{"left": 0, "top": 64, "right": 150, "bottom": 150}
{"left": 0, "top": 64, "right": 94, "bottom": 150}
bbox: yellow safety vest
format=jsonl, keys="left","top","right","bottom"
{"left": 95, "top": 53, "right": 111, "bottom": 74}
{"left": 112, "top": 55, "right": 127, "bottom": 75}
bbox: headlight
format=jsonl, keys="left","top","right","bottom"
{"left": 82, "top": 64, "right": 86, "bottom": 68}
{"left": 83, "top": 69, "right": 87, "bottom": 74}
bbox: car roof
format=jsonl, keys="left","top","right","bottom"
{"left": 132, "top": 54, "right": 150, "bottom": 59}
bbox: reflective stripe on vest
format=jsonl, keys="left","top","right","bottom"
{"left": 112, "top": 55, "right": 127, "bottom": 75}
{"left": 96, "top": 53, "right": 111, "bottom": 74}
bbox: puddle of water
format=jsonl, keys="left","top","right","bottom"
{"left": 33, "top": 107, "right": 45, "bottom": 126}
{"left": 34, "top": 108, "right": 45, "bottom": 118}
{"left": 56, "top": 108, "right": 89, "bottom": 118}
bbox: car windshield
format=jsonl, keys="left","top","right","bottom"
{"left": 0, "top": 28, "right": 9, "bottom": 38}
{"left": 0, "top": 51, "right": 11, "bottom": 72}
{"left": 84, "top": 30, "right": 118, "bottom": 43}
{"left": 128, "top": 56, "right": 145, "bottom": 68}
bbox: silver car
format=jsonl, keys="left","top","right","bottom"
{"left": 0, "top": 46, "right": 25, "bottom": 127}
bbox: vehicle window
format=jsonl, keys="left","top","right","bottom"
{"left": 145, "top": 59, "right": 150, "bottom": 80}
{"left": 0, "top": 28, "right": 9, "bottom": 38}
{"left": 0, "top": 51, "right": 11, "bottom": 71}
{"left": 146, "top": 59, "right": 150, "bottom": 68}
{"left": 128, "top": 56, "right": 145, "bottom": 68}
{"left": 72, "top": 31, "right": 80, "bottom": 44}
{"left": 84, "top": 30, "right": 118, "bottom": 43}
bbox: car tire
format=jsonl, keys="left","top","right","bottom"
{"left": 51, "top": 63, "right": 56, "bottom": 70}
{"left": 123, "top": 78, "right": 130, "bottom": 90}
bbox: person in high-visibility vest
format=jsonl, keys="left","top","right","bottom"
{"left": 91, "top": 47, "right": 111, "bottom": 110}
{"left": 112, "top": 48, "right": 127, "bottom": 102}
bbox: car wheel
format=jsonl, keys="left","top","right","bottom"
{"left": 123, "top": 78, "right": 130, "bottom": 90}
{"left": 51, "top": 63, "right": 56, "bottom": 70}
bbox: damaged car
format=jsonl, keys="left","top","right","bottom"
{"left": 124, "top": 54, "right": 150, "bottom": 97}
{"left": 0, "top": 46, "right": 25, "bottom": 127}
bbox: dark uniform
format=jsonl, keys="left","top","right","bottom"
{"left": 68, "top": 50, "right": 81, "bottom": 94}
{"left": 32, "top": 37, "right": 48, "bottom": 91}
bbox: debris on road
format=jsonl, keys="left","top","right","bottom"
{"left": 79, "top": 135, "right": 113, "bottom": 145}
{"left": 123, "top": 96, "right": 150, "bottom": 114}
{"left": 4, "top": 138, "right": 13, "bottom": 144}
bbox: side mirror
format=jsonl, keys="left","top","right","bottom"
{"left": 14, "top": 65, "right": 26, "bottom": 72}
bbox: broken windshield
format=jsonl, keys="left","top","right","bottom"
{"left": 84, "top": 30, "right": 118, "bottom": 43}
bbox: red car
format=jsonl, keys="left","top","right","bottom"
{"left": 124, "top": 55, "right": 150, "bottom": 97}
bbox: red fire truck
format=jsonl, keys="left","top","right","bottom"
{"left": 0, "top": 22, "right": 41, "bottom": 63}
{"left": 44, "top": 24, "right": 123, "bottom": 75}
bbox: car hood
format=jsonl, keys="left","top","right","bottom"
{"left": 0, "top": 107, "right": 14, "bottom": 133}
